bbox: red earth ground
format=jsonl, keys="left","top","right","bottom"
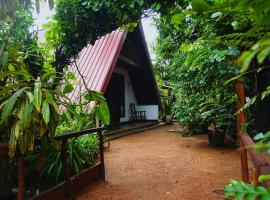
{"left": 77, "top": 123, "right": 240, "bottom": 200}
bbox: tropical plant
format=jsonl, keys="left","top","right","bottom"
{"left": 0, "top": 2, "right": 110, "bottom": 189}
{"left": 0, "top": 70, "right": 61, "bottom": 158}
{"left": 40, "top": 134, "right": 99, "bottom": 184}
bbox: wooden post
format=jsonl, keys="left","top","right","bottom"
{"left": 235, "top": 80, "right": 249, "bottom": 182}
{"left": 61, "top": 139, "right": 74, "bottom": 200}
{"left": 235, "top": 80, "right": 246, "bottom": 140}
{"left": 241, "top": 146, "right": 249, "bottom": 183}
{"left": 98, "top": 130, "right": 105, "bottom": 181}
{"left": 18, "top": 153, "right": 25, "bottom": 200}
{"left": 252, "top": 168, "right": 259, "bottom": 186}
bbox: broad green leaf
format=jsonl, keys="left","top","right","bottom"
{"left": 171, "top": 13, "right": 185, "bottom": 27}
{"left": 245, "top": 194, "right": 257, "bottom": 200}
{"left": 0, "top": 82, "right": 27, "bottom": 96}
{"left": 63, "top": 83, "right": 74, "bottom": 94}
{"left": 67, "top": 72, "right": 76, "bottom": 80}
{"left": 34, "top": 81, "right": 42, "bottom": 112}
{"left": 26, "top": 91, "right": 34, "bottom": 103}
{"left": 9, "top": 121, "right": 17, "bottom": 158}
{"left": 238, "top": 50, "right": 258, "bottom": 72}
{"left": 42, "top": 99, "right": 50, "bottom": 125}
{"left": 257, "top": 47, "right": 270, "bottom": 64}
{"left": 20, "top": 99, "right": 33, "bottom": 129}
{"left": 44, "top": 89, "right": 54, "bottom": 104}
{"left": 1, "top": 87, "right": 29, "bottom": 122}
{"left": 0, "top": 70, "right": 33, "bottom": 80}
{"left": 41, "top": 71, "right": 56, "bottom": 81}
{"left": 1, "top": 51, "right": 8, "bottom": 66}
{"left": 211, "top": 12, "right": 222, "bottom": 18}
{"left": 151, "top": 2, "right": 161, "bottom": 11}
{"left": 192, "top": 0, "right": 209, "bottom": 13}
{"left": 52, "top": 102, "right": 59, "bottom": 113}
{"left": 94, "top": 101, "right": 110, "bottom": 125}
{"left": 254, "top": 133, "right": 264, "bottom": 140}
{"left": 225, "top": 180, "right": 270, "bottom": 200}
{"left": 27, "top": 131, "right": 35, "bottom": 151}
{"left": 84, "top": 91, "right": 106, "bottom": 102}
{"left": 258, "top": 175, "right": 270, "bottom": 183}
{"left": 261, "top": 195, "right": 270, "bottom": 200}
{"left": 12, "top": 120, "right": 20, "bottom": 139}
{"left": 18, "top": 130, "right": 27, "bottom": 154}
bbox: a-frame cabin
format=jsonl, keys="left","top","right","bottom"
{"left": 70, "top": 23, "right": 161, "bottom": 125}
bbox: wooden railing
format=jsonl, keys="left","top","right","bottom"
{"left": 1, "top": 127, "right": 106, "bottom": 200}
{"left": 241, "top": 133, "right": 270, "bottom": 187}
{"left": 53, "top": 127, "right": 106, "bottom": 200}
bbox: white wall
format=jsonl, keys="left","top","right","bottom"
{"left": 113, "top": 67, "right": 159, "bottom": 122}
{"left": 113, "top": 68, "right": 137, "bottom": 122}
{"left": 137, "top": 105, "right": 159, "bottom": 120}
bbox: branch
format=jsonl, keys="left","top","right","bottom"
{"left": 72, "top": 58, "right": 91, "bottom": 93}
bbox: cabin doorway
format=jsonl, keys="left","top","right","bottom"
{"left": 105, "top": 73, "right": 125, "bottom": 125}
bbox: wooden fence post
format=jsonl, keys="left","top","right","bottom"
{"left": 235, "top": 80, "right": 246, "bottom": 140}
{"left": 235, "top": 80, "right": 249, "bottom": 182}
{"left": 240, "top": 144, "right": 249, "bottom": 183}
{"left": 61, "top": 139, "right": 75, "bottom": 200}
{"left": 98, "top": 130, "right": 105, "bottom": 181}
{"left": 18, "top": 153, "right": 25, "bottom": 200}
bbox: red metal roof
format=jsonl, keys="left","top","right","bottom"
{"left": 69, "top": 29, "right": 127, "bottom": 101}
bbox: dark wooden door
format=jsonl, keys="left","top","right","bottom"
{"left": 105, "top": 73, "right": 125, "bottom": 125}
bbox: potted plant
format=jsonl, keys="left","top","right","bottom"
{"left": 207, "top": 123, "right": 226, "bottom": 146}
{"left": 163, "top": 98, "right": 173, "bottom": 124}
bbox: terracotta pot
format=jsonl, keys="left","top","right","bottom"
{"left": 165, "top": 115, "right": 173, "bottom": 125}
{"left": 207, "top": 131, "right": 225, "bottom": 146}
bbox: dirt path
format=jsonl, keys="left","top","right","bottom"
{"left": 77, "top": 124, "right": 240, "bottom": 200}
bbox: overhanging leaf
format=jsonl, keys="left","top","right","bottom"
{"left": 94, "top": 101, "right": 110, "bottom": 125}
{"left": 1, "top": 87, "right": 29, "bottom": 122}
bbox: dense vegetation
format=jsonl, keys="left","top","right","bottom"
{"left": 155, "top": 12, "right": 239, "bottom": 137}
{"left": 1, "top": 0, "right": 270, "bottom": 199}
{"left": 0, "top": 1, "right": 109, "bottom": 197}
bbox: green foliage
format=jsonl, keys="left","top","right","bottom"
{"left": 224, "top": 132, "right": 270, "bottom": 199}
{"left": 0, "top": 3, "right": 110, "bottom": 164}
{"left": 40, "top": 135, "right": 99, "bottom": 184}
{"left": 0, "top": 70, "right": 62, "bottom": 158}
{"left": 56, "top": 103, "right": 95, "bottom": 134}
{"left": 163, "top": 98, "right": 173, "bottom": 115}
{"left": 225, "top": 180, "right": 270, "bottom": 200}
{"left": 155, "top": 9, "right": 239, "bottom": 136}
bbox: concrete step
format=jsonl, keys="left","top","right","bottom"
{"left": 105, "top": 122, "right": 164, "bottom": 141}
